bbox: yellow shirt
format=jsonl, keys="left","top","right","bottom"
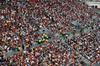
{"left": 39, "top": 40, "right": 41, "bottom": 42}
{"left": 20, "top": 33, "right": 22, "bottom": 36}
{"left": 52, "top": 59, "right": 54, "bottom": 62}
{"left": 26, "top": 45, "right": 28, "bottom": 48}
{"left": 50, "top": 3, "right": 52, "bottom": 5}
{"left": 18, "top": 47, "right": 20, "bottom": 50}
{"left": 74, "top": 56, "right": 77, "bottom": 58}
{"left": 5, "top": 23, "right": 7, "bottom": 26}
{"left": 43, "top": 34, "right": 45, "bottom": 36}
{"left": 47, "top": 14, "right": 49, "bottom": 16}
{"left": 32, "top": 48, "right": 33, "bottom": 51}
{"left": 61, "top": 25, "right": 63, "bottom": 27}
{"left": 35, "top": 48, "right": 37, "bottom": 50}
{"left": 46, "top": 39, "right": 48, "bottom": 42}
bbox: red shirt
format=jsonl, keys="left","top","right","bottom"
{"left": 2, "top": 21, "right": 4, "bottom": 24}
{"left": 97, "top": 59, "right": 99, "bottom": 62}
{"left": 42, "top": 14, "right": 44, "bottom": 17}
{"left": 48, "top": 45, "right": 51, "bottom": 48}
{"left": 62, "top": 29, "right": 65, "bottom": 33}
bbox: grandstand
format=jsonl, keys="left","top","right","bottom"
{"left": 0, "top": 0, "right": 100, "bottom": 66}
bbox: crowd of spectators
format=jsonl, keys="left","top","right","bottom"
{"left": 0, "top": 0, "right": 100, "bottom": 66}
{"left": 0, "top": 40, "right": 81, "bottom": 66}
{"left": 67, "top": 31, "right": 100, "bottom": 64}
